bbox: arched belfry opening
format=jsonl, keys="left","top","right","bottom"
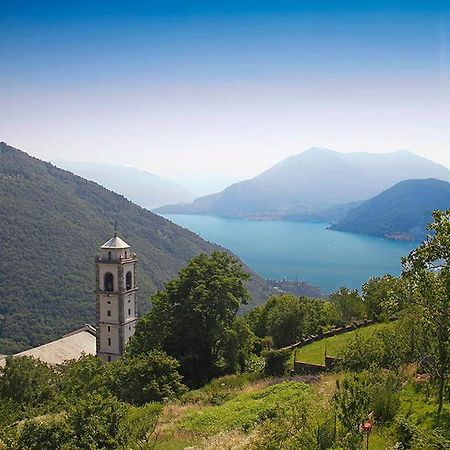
{"left": 104, "top": 272, "right": 114, "bottom": 292}
{"left": 96, "top": 231, "right": 138, "bottom": 363}
{"left": 126, "top": 271, "right": 133, "bottom": 290}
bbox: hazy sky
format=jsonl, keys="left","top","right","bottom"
{"left": 1, "top": 1, "right": 449, "bottom": 177}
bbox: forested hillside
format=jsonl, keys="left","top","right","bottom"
{"left": 330, "top": 178, "right": 450, "bottom": 241}
{"left": 0, "top": 143, "right": 269, "bottom": 353}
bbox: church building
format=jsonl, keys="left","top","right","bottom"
{"left": 95, "top": 232, "right": 138, "bottom": 362}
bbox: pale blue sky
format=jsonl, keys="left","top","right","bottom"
{"left": 1, "top": 1, "right": 449, "bottom": 176}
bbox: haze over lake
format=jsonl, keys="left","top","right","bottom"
{"left": 164, "top": 214, "right": 417, "bottom": 294}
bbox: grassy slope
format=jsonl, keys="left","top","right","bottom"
{"left": 294, "top": 322, "right": 393, "bottom": 365}
{"left": 153, "top": 371, "right": 449, "bottom": 450}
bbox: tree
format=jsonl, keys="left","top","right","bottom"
{"left": 362, "top": 275, "right": 410, "bottom": 321}
{"left": 59, "top": 355, "right": 109, "bottom": 402}
{"left": 402, "top": 209, "right": 450, "bottom": 416}
{"left": 129, "top": 251, "right": 251, "bottom": 386}
{"left": 66, "top": 393, "right": 127, "bottom": 450}
{"left": 330, "top": 287, "right": 366, "bottom": 324}
{"left": 0, "top": 356, "right": 57, "bottom": 407}
{"left": 108, "top": 351, "right": 186, "bottom": 405}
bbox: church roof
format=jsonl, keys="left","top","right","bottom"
{"left": 0, "top": 325, "right": 97, "bottom": 368}
{"left": 101, "top": 235, "right": 131, "bottom": 249}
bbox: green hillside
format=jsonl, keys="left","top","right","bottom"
{"left": 0, "top": 143, "right": 270, "bottom": 353}
{"left": 330, "top": 178, "right": 450, "bottom": 241}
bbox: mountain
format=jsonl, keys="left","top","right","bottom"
{"left": 52, "top": 160, "right": 194, "bottom": 210}
{"left": 329, "top": 178, "right": 450, "bottom": 241}
{"left": 156, "top": 148, "right": 449, "bottom": 220}
{"left": 0, "top": 143, "right": 270, "bottom": 354}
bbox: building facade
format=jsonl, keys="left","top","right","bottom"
{"left": 95, "top": 233, "right": 138, "bottom": 362}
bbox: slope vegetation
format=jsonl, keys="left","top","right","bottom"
{"left": 0, "top": 143, "right": 269, "bottom": 353}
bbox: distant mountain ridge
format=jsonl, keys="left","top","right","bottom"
{"left": 0, "top": 142, "right": 270, "bottom": 354}
{"left": 330, "top": 178, "right": 450, "bottom": 241}
{"left": 156, "top": 148, "right": 449, "bottom": 220}
{"left": 52, "top": 160, "right": 194, "bottom": 210}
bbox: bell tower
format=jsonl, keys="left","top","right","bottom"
{"left": 95, "top": 231, "right": 138, "bottom": 362}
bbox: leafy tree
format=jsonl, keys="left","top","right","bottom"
{"left": 248, "top": 294, "right": 341, "bottom": 348}
{"left": 59, "top": 354, "right": 109, "bottom": 402}
{"left": 362, "top": 275, "right": 403, "bottom": 320}
{"left": 330, "top": 287, "right": 366, "bottom": 324}
{"left": 402, "top": 209, "right": 450, "bottom": 416}
{"left": 66, "top": 393, "right": 127, "bottom": 450}
{"left": 108, "top": 350, "right": 186, "bottom": 405}
{"left": 129, "top": 251, "right": 251, "bottom": 386}
{"left": 264, "top": 295, "right": 307, "bottom": 348}
{"left": 0, "top": 356, "right": 57, "bottom": 407}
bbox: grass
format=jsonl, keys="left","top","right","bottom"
{"left": 294, "top": 322, "right": 393, "bottom": 365}
{"left": 178, "top": 381, "right": 314, "bottom": 435}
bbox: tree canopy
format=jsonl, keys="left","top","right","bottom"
{"left": 129, "top": 251, "right": 252, "bottom": 386}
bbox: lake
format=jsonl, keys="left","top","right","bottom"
{"left": 164, "top": 214, "right": 417, "bottom": 294}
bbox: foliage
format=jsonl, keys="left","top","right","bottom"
{"left": 0, "top": 142, "right": 268, "bottom": 353}
{"left": 66, "top": 393, "right": 127, "bottom": 449}
{"left": 250, "top": 399, "right": 330, "bottom": 450}
{"left": 108, "top": 350, "right": 186, "bottom": 405}
{"left": 402, "top": 208, "right": 450, "bottom": 416}
{"left": 247, "top": 294, "right": 342, "bottom": 348}
{"left": 362, "top": 275, "right": 410, "bottom": 321}
{"left": 338, "top": 322, "right": 411, "bottom": 371}
{"left": 329, "top": 287, "right": 366, "bottom": 324}
{"left": 16, "top": 415, "right": 71, "bottom": 450}
{"left": 119, "top": 402, "right": 162, "bottom": 449}
{"left": 334, "top": 370, "right": 401, "bottom": 441}
{"left": 0, "top": 356, "right": 57, "bottom": 407}
{"left": 129, "top": 251, "right": 252, "bottom": 386}
{"left": 58, "top": 354, "right": 109, "bottom": 402}
{"left": 263, "top": 349, "right": 291, "bottom": 377}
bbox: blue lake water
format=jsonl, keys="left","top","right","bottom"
{"left": 164, "top": 214, "right": 417, "bottom": 294}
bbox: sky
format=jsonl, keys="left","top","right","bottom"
{"left": 1, "top": 1, "right": 449, "bottom": 178}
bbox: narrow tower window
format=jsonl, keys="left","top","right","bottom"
{"left": 104, "top": 273, "right": 114, "bottom": 292}
{"left": 126, "top": 271, "right": 133, "bottom": 290}
{"left": 108, "top": 251, "right": 112, "bottom": 260}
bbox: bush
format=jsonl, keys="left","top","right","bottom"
{"left": 16, "top": 415, "right": 71, "bottom": 450}
{"left": 67, "top": 393, "right": 127, "bottom": 449}
{"left": 263, "top": 349, "right": 291, "bottom": 377}
{"left": 108, "top": 350, "right": 186, "bottom": 405}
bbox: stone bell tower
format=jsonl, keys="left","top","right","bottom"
{"left": 95, "top": 231, "right": 138, "bottom": 362}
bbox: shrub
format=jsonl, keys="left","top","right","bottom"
{"left": 16, "top": 415, "right": 71, "bottom": 450}
{"left": 108, "top": 350, "right": 186, "bottom": 405}
{"left": 263, "top": 349, "right": 291, "bottom": 377}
